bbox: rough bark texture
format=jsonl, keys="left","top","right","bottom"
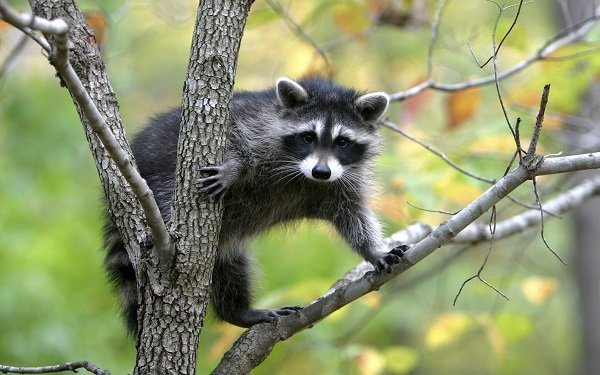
{"left": 29, "top": 0, "right": 253, "bottom": 373}
{"left": 133, "top": 1, "right": 254, "bottom": 374}
{"left": 27, "top": 1, "right": 145, "bottom": 283}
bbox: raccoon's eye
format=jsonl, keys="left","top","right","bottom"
{"left": 336, "top": 137, "right": 350, "bottom": 148}
{"left": 302, "top": 132, "right": 316, "bottom": 144}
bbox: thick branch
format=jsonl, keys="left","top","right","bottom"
{"left": 0, "top": 0, "right": 173, "bottom": 267}
{"left": 21, "top": 0, "right": 149, "bottom": 279}
{"left": 214, "top": 151, "right": 600, "bottom": 373}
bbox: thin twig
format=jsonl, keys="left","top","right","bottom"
{"left": 0, "top": 1, "right": 62, "bottom": 52}
{"left": 454, "top": 206, "right": 509, "bottom": 305}
{"left": 427, "top": 0, "right": 448, "bottom": 79}
{"left": 526, "top": 84, "right": 551, "bottom": 159}
{"left": 0, "top": 361, "right": 110, "bottom": 375}
{"left": 489, "top": 0, "right": 518, "bottom": 142}
{"left": 0, "top": 33, "right": 29, "bottom": 78}
{"left": 382, "top": 120, "right": 495, "bottom": 184}
{"left": 384, "top": 119, "right": 568, "bottom": 217}
{"left": 531, "top": 176, "right": 566, "bottom": 264}
{"left": 543, "top": 45, "right": 600, "bottom": 61}
{"left": 265, "top": 0, "right": 331, "bottom": 75}
{"left": 476, "top": 0, "right": 525, "bottom": 68}
{"left": 407, "top": 200, "right": 458, "bottom": 215}
{"left": 389, "top": 5, "right": 600, "bottom": 101}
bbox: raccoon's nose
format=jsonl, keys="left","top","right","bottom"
{"left": 312, "top": 164, "right": 331, "bottom": 180}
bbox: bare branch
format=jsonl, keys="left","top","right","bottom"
{"left": 490, "top": 2, "right": 518, "bottom": 143}
{"left": 427, "top": 0, "right": 448, "bottom": 79}
{"left": 389, "top": 5, "right": 600, "bottom": 101}
{"left": 0, "top": 2, "right": 67, "bottom": 37}
{"left": 531, "top": 175, "right": 566, "bottom": 264}
{"left": 0, "top": 34, "right": 29, "bottom": 78}
{"left": 265, "top": 0, "right": 331, "bottom": 75}
{"left": 523, "top": 84, "right": 551, "bottom": 160}
{"left": 0, "top": 361, "right": 110, "bottom": 375}
{"left": 214, "top": 150, "right": 600, "bottom": 372}
{"left": 453, "top": 206, "right": 509, "bottom": 305}
{"left": 382, "top": 120, "right": 495, "bottom": 184}
{"left": 406, "top": 200, "right": 458, "bottom": 215}
{"left": 0, "top": 0, "right": 172, "bottom": 268}
{"left": 475, "top": 0, "right": 525, "bottom": 69}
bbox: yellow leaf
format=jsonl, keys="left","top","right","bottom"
{"left": 333, "top": 3, "right": 370, "bottom": 38}
{"left": 208, "top": 325, "right": 244, "bottom": 360}
{"left": 360, "top": 291, "right": 382, "bottom": 309}
{"left": 446, "top": 88, "right": 481, "bottom": 130}
{"left": 425, "top": 312, "right": 473, "bottom": 349}
{"left": 432, "top": 173, "right": 483, "bottom": 206}
{"left": 356, "top": 347, "right": 386, "bottom": 375}
{"left": 477, "top": 313, "right": 506, "bottom": 358}
{"left": 521, "top": 276, "right": 558, "bottom": 305}
{"left": 376, "top": 193, "right": 409, "bottom": 223}
{"left": 495, "top": 312, "right": 533, "bottom": 343}
{"left": 83, "top": 10, "right": 109, "bottom": 50}
{"left": 469, "top": 133, "right": 517, "bottom": 155}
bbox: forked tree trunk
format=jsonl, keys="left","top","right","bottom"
{"left": 134, "top": 1, "right": 253, "bottom": 373}
{"left": 29, "top": 0, "right": 254, "bottom": 373}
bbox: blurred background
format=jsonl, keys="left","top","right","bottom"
{"left": 1, "top": 0, "right": 600, "bottom": 373}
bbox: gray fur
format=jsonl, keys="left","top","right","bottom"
{"left": 103, "top": 77, "right": 400, "bottom": 334}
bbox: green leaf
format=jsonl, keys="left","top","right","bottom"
{"left": 495, "top": 312, "right": 533, "bottom": 343}
{"left": 246, "top": 7, "right": 280, "bottom": 28}
{"left": 384, "top": 346, "right": 420, "bottom": 374}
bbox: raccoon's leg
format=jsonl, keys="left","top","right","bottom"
{"left": 333, "top": 206, "right": 405, "bottom": 273}
{"left": 211, "top": 250, "right": 300, "bottom": 328}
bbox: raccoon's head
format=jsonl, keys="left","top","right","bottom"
{"left": 275, "top": 77, "right": 389, "bottom": 183}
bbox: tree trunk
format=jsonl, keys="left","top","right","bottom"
{"left": 572, "top": 85, "right": 600, "bottom": 375}
{"left": 133, "top": 1, "right": 254, "bottom": 374}
{"left": 556, "top": 2, "right": 600, "bottom": 374}
{"left": 27, "top": 0, "right": 147, "bottom": 294}
{"left": 29, "top": 0, "right": 254, "bottom": 373}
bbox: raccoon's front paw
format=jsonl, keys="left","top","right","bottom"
{"left": 196, "top": 163, "right": 236, "bottom": 198}
{"left": 374, "top": 245, "right": 408, "bottom": 274}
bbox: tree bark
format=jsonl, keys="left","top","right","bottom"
{"left": 133, "top": 1, "right": 254, "bottom": 374}
{"left": 557, "top": 2, "right": 600, "bottom": 374}
{"left": 27, "top": 0, "right": 146, "bottom": 292}
{"left": 28, "top": 0, "right": 254, "bottom": 373}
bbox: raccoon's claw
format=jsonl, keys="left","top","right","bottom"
{"left": 374, "top": 245, "right": 408, "bottom": 274}
{"left": 196, "top": 166, "right": 230, "bottom": 198}
{"left": 233, "top": 306, "right": 302, "bottom": 327}
{"left": 268, "top": 305, "right": 302, "bottom": 317}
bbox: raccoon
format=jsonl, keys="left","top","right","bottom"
{"left": 104, "top": 77, "right": 404, "bottom": 334}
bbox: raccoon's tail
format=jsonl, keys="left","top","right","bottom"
{"left": 103, "top": 220, "right": 138, "bottom": 335}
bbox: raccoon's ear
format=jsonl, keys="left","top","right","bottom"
{"left": 355, "top": 92, "right": 390, "bottom": 122}
{"left": 276, "top": 77, "right": 309, "bottom": 108}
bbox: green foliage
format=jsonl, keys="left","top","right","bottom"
{"left": 0, "top": 0, "right": 597, "bottom": 373}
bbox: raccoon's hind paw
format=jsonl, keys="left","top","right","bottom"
{"left": 374, "top": 245, "right": 408, "bottom": 274}
{"left": 196, "top": 164, "right": 236, "bottom": 198}
{"left": 233, "top": 306, "right": 302, "bottom": 327}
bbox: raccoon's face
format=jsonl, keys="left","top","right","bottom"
{"left": 276, "top": 77, "right": 389, "bottom": 183}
